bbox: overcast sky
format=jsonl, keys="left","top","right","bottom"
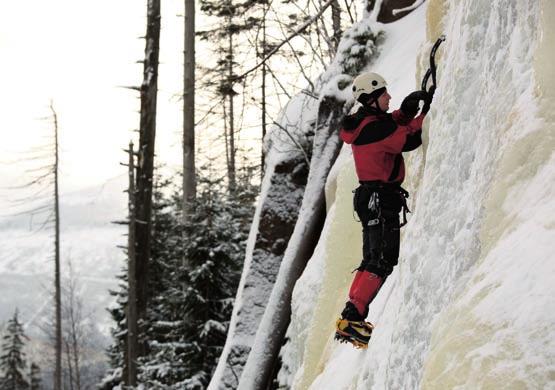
{"left": 0, "top": 0, "right": 344, "bottom": 214}
{"left": 0, "top": 0, "right": 188, "bottom": 211}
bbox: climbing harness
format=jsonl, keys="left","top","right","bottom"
{"left": 355, "top": 181, "right": 410, "bottom": 228}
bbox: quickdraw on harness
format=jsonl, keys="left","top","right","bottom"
{"left": 421, "top": 35, "right": 446, "bottom": 96}
{"left": 397, "top": 186, "right": 410, "bottom": 228}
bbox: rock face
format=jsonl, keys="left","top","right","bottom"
{"left": 238, "top": 93, "right": 346, "bottom": 390}
{"left": 368, "top": 0, "right": 424, "bottom": 23}
{"left": 210, "top": 153, "right": 309, "bottom": 390}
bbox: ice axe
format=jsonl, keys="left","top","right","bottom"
{"left": 421, "top": 35, "right": 445, "bottom": 112}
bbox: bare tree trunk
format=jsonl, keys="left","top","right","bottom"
{"left": 135, "top": 0, "right": 161, "bottom": 357}
{"left": 223, "top": 95, "right": 230, "bottom": 175}
{"left": 50, "top": 103, "right": 62, "bottom": 390}
{"left": 70, "top": 312, "right": 82, "bottom": 390}
{"left": 127, "top": 142, "right": 138, "bottom": 386}
{"left": 66, "top": 262, "right": 82, "bottom": 390}
{"left": 331, "top": 0, "right": 342, "bottom": 50}
{"left": 65, "top": 341, "right": 74, "bottom": 390}
{"left": 261, "top": 2, "right": 267, "bottom": 177}
{"left": 228, "top": 14, "right": 236, "bottom": 193}
{"left": 183, "top": 0, "right": 196, "bottom": 216}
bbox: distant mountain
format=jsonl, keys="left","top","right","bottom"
{"left": 0, "top": 174, "right": 127, "bottom": 338}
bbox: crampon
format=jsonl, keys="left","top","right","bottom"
{"left": 334, "top": 318, "right": 374, "bottom": 349}
{"left": 334, "top": 332, "right": 368, "bottom": 349}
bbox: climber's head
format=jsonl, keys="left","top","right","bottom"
{"left": 352, "top": 72, "right": 389, "bottom": 111}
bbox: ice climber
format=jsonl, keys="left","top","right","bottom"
{"left": 334, "top": 72, "right": 432, "bottom": 348}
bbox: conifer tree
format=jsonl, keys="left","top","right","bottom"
{"left": 136, "top": 167, "right": 255, "bottom": 389}
{"left": 0, "top": 310, "right": 29, "bottom": 390}
{"left": 101, "top": 175, "right": 183, "bottom": 389}
{"left": 138, "top": 179, "right": 185, "bottom": 386}
{"left": 98, "top": 271, "right": 128, "bottom": 390}
{"left": 177, "top": 177, "right": 243, "bottom": 387}
{"left": 102, "top": 166, "right": 256, "bottom": 389}
{"left": 29, "top": 363, "right": 41, "bottom": 390}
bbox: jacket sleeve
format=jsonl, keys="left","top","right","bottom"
{"left": 392, "top": 110, "right": 425, "bottom": 133}
{"left": 403, "top": 130, "right": 422, "bottom": 151}
{"left": 380, "top": 113, "right": 425, "bottom": 153}
{"left": 406, "top": 114, "right": 424, "bottom": 134}
{"left": 391, "top": 109, "right": 412, "bottom": 125}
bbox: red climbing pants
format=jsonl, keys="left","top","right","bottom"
{"left": 348, "top": 270, "right": 383, "bottom": 316}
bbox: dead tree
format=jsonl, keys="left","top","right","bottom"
{"left": 236, "top": 0, "right": 335, "bottom": 81}
{"left": 126, "top": 142, "right": 138, "bottom": 386}
{"left": 183, "top": 0, "right": 196, "bottom": 215}
{"left": 260, "top": 1, "right": 268, "bottom": 176}
{"left": 63, "top": 261, "right": 83, "bottom": 390}
{"left": 226, "top": 9, "right": 237, "bottom": 193}
{"left": 13, "top": 102, "right": 62, "bottom": 389}
{"left": 51, "top": 103, "right": 62, "bottom": 390}
{"left": 37, "top": 258, "right": 95, "bottom": 390}
{"left": 331, "top": 0, "right": 341, "bottom": 50}
{"left": 134, "top": 0, "right": 161, "bottom": 357}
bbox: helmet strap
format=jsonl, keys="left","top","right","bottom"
{"left": 364, "top": 87, "right": 386, "bottom": 113}
{"left": 369, "top": 98, "right": 385, "bottom": 113}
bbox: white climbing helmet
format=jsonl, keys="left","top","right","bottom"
{"left": 352, "top": 72, "right": 387, "bottom": 101}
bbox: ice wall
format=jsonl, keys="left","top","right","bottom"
{"left": 420, "top": 0, "right": 555, "bottom": 387}
{"left": 280, "top": 0, "right": 555, "bottom": 388}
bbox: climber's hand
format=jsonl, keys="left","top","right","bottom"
{"left": 401, "top": 90, "right": 429, "bottom": 118}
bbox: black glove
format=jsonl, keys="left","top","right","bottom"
{"left": 421, "top": 85, "right": 435, "bottom": 115}
{"left": 400, "top": 90, "right": 429, "bottom": 118}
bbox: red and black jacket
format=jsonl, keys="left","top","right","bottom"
{"left": 340, "top": 106, "right": 424, "bottom": 184}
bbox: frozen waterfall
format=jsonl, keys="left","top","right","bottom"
{"left": 279, "top": 0, "right": 555, "bottom": 389}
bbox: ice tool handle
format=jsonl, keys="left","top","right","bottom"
{"left": 421, "top": 35, "right": 446, "bottom": 93}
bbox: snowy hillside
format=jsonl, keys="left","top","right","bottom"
{"left": 278, "top": 0, "right": 555, "bottom": 389}
{"left": 0, "top": 175, "right": 126, "bottom": 337}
